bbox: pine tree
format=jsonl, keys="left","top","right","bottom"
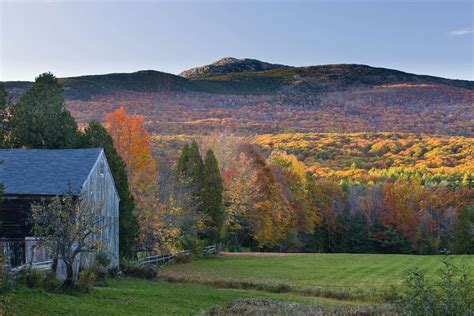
{"left": 176, "top": 144, "right": 190, "bottom": 180}
{"left": 176, "top": 141, "right": 204, "bottom": 192}
{"left": 82, "top": 121, "right": 139, "bottom": 258}
{"left": 188, "top": 141, "right": 204, "bottom": 186}
{"left": 176, "top": 142, "right": 227, "bottom": 242}
{"left": 454, "top": 204, "right": 474, "bottom": 254}
{"left": 10, "top": 73, "right": 80, "bottom": 149}
{"left": 202, "top": 149, "right": 225, "bottom": 242}
{"left": 0, "top": 83, "right": 9, "bottom": 148}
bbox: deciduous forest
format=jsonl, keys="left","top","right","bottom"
{"left": 1, "top": 72, "right": 473, "bottom": 257}
{"left": 2, "top": 0, "right": 474, "bottom": 313}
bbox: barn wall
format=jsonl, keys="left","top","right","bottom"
{"left": 0, "top": 196, "right": 50, "bottom": 267}
{"left": 81, "top": 151, "right": 120, "bottom": 267}
{"left": 0, "top": 196, "right": 40, "bottom": 238}
{"left": 0, "top": 199, "right": 30, "bottom": 239}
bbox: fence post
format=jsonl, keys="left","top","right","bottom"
{"left": 0, "top": 240, "right": 3, "bottom": 290}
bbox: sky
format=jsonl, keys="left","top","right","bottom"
{"left": 0, "top": 0, "right": 473, "bottom": 81}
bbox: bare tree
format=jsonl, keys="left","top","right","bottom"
{"left": 31, "top": 194, "right": 105, "bottom": 288}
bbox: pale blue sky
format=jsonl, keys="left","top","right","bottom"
{"left": 1, "top": 0, "right": 473, "bottom": 81}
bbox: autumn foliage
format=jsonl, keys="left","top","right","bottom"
{"left": 104, "top": 107, "right": 160, "bottom": 251}
{"left": 105, "top": 107, "right": 157, "bottom": 196}
{"left": 101, "top": 105, "right": 473, "bottom": 255}
{"left": 154, "top": 132, "right": 473, "bottom": 254}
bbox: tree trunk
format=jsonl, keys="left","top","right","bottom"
{"left": 62, "top": 260, "right": 74, "bottom": 289}
{"left": 51, "top": 257, "right": 58, "bottom": 273}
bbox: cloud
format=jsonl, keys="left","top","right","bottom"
{"left": 448, "top": 28, "right": 474, "bottom": 36}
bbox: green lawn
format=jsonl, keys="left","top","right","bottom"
{"left": 159, "top": 253, "right": 474, "bottom": 292}
{"left": 10, "top": 253, "right": 473, "bottom": 315}
{"left": 11, "top": 278, "right": 365, "bottom": 315}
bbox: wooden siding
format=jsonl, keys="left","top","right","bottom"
{"left": 81, "top": 151, "right": 120, "bottom": 267}
{"left": 0, "top": 149, "right": 120, "bottom": 269}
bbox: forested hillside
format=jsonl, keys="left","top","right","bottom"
{"left": 151, "top": 132, "right": 473, "bottom": 254}
{"left": 2, "top": 62, "right": 473, "bottom": 257}
{"left": 4, "top": 58, "right": 473, "bottom": 136}
{"left": 256, "top": 133, "right": 474, "bottom": 183}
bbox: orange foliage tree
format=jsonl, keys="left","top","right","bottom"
{"left": 104, "top": 107, "right": 157, "bottom": 194}
{"left": 382, "top": 178, "right": 425, "bottom": 248}
{"left": 104, "top": 107, "right": 159, "bottom": 250}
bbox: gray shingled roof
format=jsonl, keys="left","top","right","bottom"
{"left": 0, "top": 148, "right": 103, "bottom": 195}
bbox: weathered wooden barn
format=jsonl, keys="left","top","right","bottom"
{"left": 0, "top": 148, "right": 119, "bottom": 269}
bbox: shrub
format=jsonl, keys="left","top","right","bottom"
{"left": 95, "top": 252, "right": 111, "bottom": 267}
{"left": 90, "top": 264, "right": 108, "bottom": 286}
{"left": 396, "top": 255, "right": 473, "bottom": 315}
{"left": 0, "top": 264, "right": 15, "bottom": 315}
{"left": 17, "top": 269, "right": 64, "bottom": 293}
{"left": 0, "top": 293, "right": 15, "bottom": 316}
{"left": 120, "top": 259, "right": 157, "bottom": 279}
{"left": 77, "top": 270, "right": 96, "bottom": 293}
{"left": 181, "top": 237, "right": 205, "bottom": 258}
{"left": 174, "top": 253, "right": 191, "bottom": 264}
{"left": 18, "top": 268, "right": 44, "bottom": 289}
{"left": 0, "top": 267, "right": 13, "bottom": 293}
{"left": 42, "top": 272, "right": 62, "bottom": 293}
{"left": 108, "top": 265, "right": 120, "bottom": 278}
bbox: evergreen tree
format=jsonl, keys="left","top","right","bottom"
{"left": 202, "top": 149, "right": 225, "bottom": 242}
{"left": 82, "top": 121, "right": 139, "bottom": 258}
{"left": 176, "top": 142, "right": 226, "bottom": 242}
{"left": 0, "top": 83, "right": 9, "bottom": 148}
{"left": 176, "top": 141, "right": 204, "bottom": 193}
{"left": 10, "top": 73, "right": 79, "bottom": 149}
{"left": 176, "top": 144, "right": 190, "bottom": 180}
{"left": 454, "top": 204, "right": 474, "bottom": 254}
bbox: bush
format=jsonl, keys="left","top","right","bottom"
{"left": 0, "top": 264, "right": 15, "bottom": 315}
{"left": 95, "top": 252, "right": 111, "bottom": 267}
{"left": 90, "top": 264, "right": 108, "bottom": 286}
{"left": 18, "top": 268, "right": 44, "bottom": 289}
{"left": 17, "top": 269, "right": 63, "bottom": 293}
{"left": 396, "top": 255, "right": 473, "bottom": 315}
{"left": 120, "top": 259, "right": 157, "bottom": 279}
{"left": 0, "top": 293, "right": 15, "bottom": 316}
{"left": 42, "top": 272, "right": 62, "bottom": 293}
{"left": 174, "top": 253, "right": 191, "bottom": 264}
{"left": 77, "top": 270, "right": 96, "bottom": 293}
{"left": 108, "top": 265, "right": 120, "bottom": 278}
{"left": 181, "top": 237, "right": 205, "bottom": 258}
{"left": 0, "top": 267, "right": 13, "bottom": 293}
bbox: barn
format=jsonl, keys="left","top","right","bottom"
{"left": 0, "top": 148, "right": 119, "bottom": 269}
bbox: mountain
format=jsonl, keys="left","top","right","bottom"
{"left": 3, "top": 58, "right": 473, "bottom": 136}
{"left": 4, "top": 70, "right": 193, "bottom": 101}
{"left": 179, "top": 57, "right": 289, "bottom": 78}
{"left": 193, "top": 63, "right": 474, "bottom": 92}
{"left": 4, "top": 58, "right": 473, "bottom": 100}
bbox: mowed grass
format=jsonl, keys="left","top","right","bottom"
{"left": 159, "top": 253, "right": 474, "bottom": 292}
{"left": 11, "top": 277, "right": 367, "bottom": 316}
{"left": 10, "top": 254, "right": 473, "bottom": 314}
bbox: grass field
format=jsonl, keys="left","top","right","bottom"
{"left": 9, "top": 253, "right": 473, "bottom": 315}
{"left": 11, "top": 278, "right": 371, "bottom": 315}
{"left": 159, "top": 253, "right": 474, "bottom": 296}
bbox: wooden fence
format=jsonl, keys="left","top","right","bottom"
{"left": 137, "top": 245, "right": 218, "bottom": 267}
{"left": 5, "top": 244, "right": 219, "bottom": 273}
{"left": 10, "top": 260, "right": 53, "bottom": 273}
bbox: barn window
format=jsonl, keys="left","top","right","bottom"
{"left": 99, "top": 160, "right": 105, "bottom": 177}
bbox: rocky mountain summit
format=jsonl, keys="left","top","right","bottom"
{"left": 179, "top": 57, "right": 289, "bottom": 78}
